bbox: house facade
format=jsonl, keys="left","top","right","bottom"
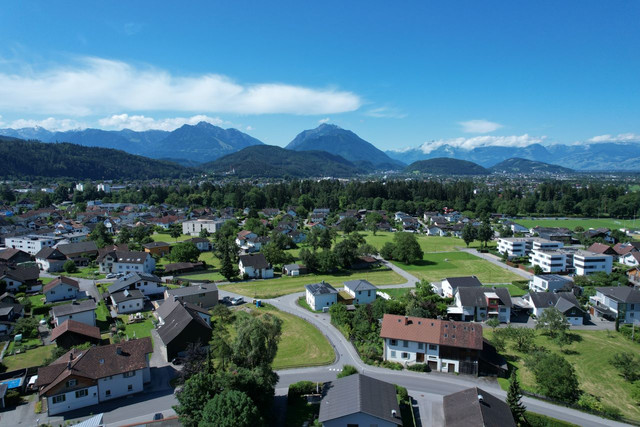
{"left": 529, "top": 274, "right": 573, "bottom": 293}
{"left": 343, "top": 280, "right": 377, "bottom": 305}
{"left": 155, "top": 299, "right": 212, "bottom": 361}
{"left": 35, "top": 248, "right": 67, "bottom": 272}
{"left": 44, "top": 276, "right": 80, "bottom": 303}
{"left": 525, "top": 292, "right": 585, "bottom": 326}
{"left": 590, "top": 287, "right": 640, "bottom": 324}
{"left": 5, "top": 235, "right": 57, "bottom": 255}
{"left": 98, "top": 250, "right": 155, "bottom": 274}
{"left": 52, "top": 300, "right": 97, "bottom": 327}
{"left": 108, "top": 272, "right": 166, "bottom": 297}
{"left": 37, "top": 338, "right": 152, "bottom": 415}
{"left": 448, "top": 287, "right": 512, "bottom": 323}
{"left": 164, "top": 283, "right": 218, "bottom": 308}
{"left": 182, "top": 219, "right": 227, "bottom": 236}
{"left": 573, "top": 250, "right": 613, "bottom": 276}
{"left": 441, "top": 276, "right": 482, "bottom": 298}
{"left": 110, "top": 290, "right": 144, "bottom": 314}
{"left": 305, "top": 281, "right": 338, "bottom": 311}
{"left": 380, "top": 314, "right": 483, "bottom": 374}
{"left": 238, "top": 253, "right": 274, "bottom": 279}
{"left": 529, "top": 249, "right": 569, "bottom": 273}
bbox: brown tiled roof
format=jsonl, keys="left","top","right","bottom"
{"left": 37, "top": 337, "right": 152, "bottom": 396}
{"left": 0, "top": 248, "right": 26, "bottom": 261}
{"left": 50, "top": 319, "right": 101, "bottom": 342}
{"left": 586, "top": 242, "right": 615, "bottom": 255}
{"left": 380, "top": 314, "right": 483, "bottom": 350}
{"left": 43, "top": 276, "right": 79, "bottom": 294}
{"left": 613, "top": 243, "right": 633, "bottom": 256}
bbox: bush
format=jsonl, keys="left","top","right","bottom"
{"left": 577, "top": 394, "right": 622, "bottom": 419}
{"left": 407, "top": 363, "right": 431, "bottom": 373}
{"left": 32, "top": 305, "right": 52, "bottom": 316}
{"left": 395, "top": 385, "right": 409, "bottom": 403}
{"left": 525, "top": 412, "right": 580, "bottom": 427}
{"left": 63, "top": 259, "right": 78, "bottom": 273}
{"left": 337, "top": 364, "right": 359, "bottom": 378}
{"left": 512, "top": 280, "right": 529, "bottom": 290}
{"left": 287, "top": 381, "right": 322, "bottom": 402}
{"left": 5, "top": 390, "right": 21, "bottom": 406}
{"left": 14, "top": 317, "right": 39, "bottom": 339}
{"left": 380, "top": 360, "right": 404, "bottom": 370}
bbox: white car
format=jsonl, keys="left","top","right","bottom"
{"left": 231, "top": 297, "right": 244, "bottom": 306}
{"left": 106, "top": 273, "right": 117, "bottom": 279}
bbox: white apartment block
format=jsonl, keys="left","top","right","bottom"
{"left": 497, "top": 237, "right": 562, "bottom": 258}
{"left": 573, "top": 250, "right": 613, "bottom": 276}
{"left": 529, "top": 249, "right": 569, "bottom": 273}
{"left": 5, "top": 235, "right": 57, "bottom": 255}
{"left": 529, "top": 274, "right": 573, "bottom": 293}
{"left": 182, "top": 219, "right": 227, "bottom": 236}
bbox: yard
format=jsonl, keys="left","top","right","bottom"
{"left": 237, "top": 304, "right": 334, "bottom": 369}
{"left": 221, "top": 268, "right": 405, "bottom": 299}
{"left": 171, "top": 251, "right": 226, "bottom": 282}
{"left": 485, "top": 329, "right": 640, "bottom": 421}
{"left": 392, "top": 251, "right": 522, "bottom": 284}
{"left": 62, "top": 266, "right": 106, "bottom": 280}
{"left": 2, "top": 344, "right": 55, "bottom": 371}
{"left": 339, "top": 231, "right": 494, "bottom": 254}
{"left": 512, "top": 217, "right": 639, "bottom": 232}
{"left": 151, "top": 232, "right": 192, "bottom": 243}
{"left": 117, "top": 314, "right": 155, "bottom": 340}
{"left": 379, "top": 287, "right": 412, "bottom": 299}
{"left": 486, "top": 283, "right": 527, "bottom": 297}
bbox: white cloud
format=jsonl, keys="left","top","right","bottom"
{"left": 0, "top": 57, "right": 362, "bottom": 116}
{"left": 588, "top": 133, "right": 640, "bottom": 143}
{"left": 411, "top": 134, "right": 546, "bottom": 154}
{"left": 459, "top": 119, "right": 503, "bottom": 133}
{"left": 318, "top": 117, "right": 330, "bottom": 124}
{"left": 7, "top": 117, "right": 86, "bottom": 131}
{"left": 364, "top": 107, "right": 406, "bottom": 119}
{"left": 245, "top": 126, "right": 253, "bottom": 131}
{"left": 98, "top": 114, "right": 227, "bottom": 131}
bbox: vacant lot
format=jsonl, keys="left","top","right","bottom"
{"left": 222, "top": 268, "right": 404, "bottom": 299}
{"left": 513, "top": 217, "right": 638, "bottom": 231}
{"left": 338, "top": 231, "right": 492, "bottom": 254}
{"left": 393, "top": 251, "right": 521, "bottom": 284}
{"left": 486, "top": 329, "right": 640, "bottom": 421}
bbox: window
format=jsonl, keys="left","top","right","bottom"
{"left": 403, "top": 340, "right": 409, "bottom": 348}
{"left": 391, "top": 350, "right": 396, "bottom": 358}
{"left": 51, "top": 290, "right": 55, "bottom": 294}
{"left": 390, "top": 339, "right": 397, "bottom": 346}
{"left": 128, "top": 384, "right": 133, "bottom": 391}
{"left": 75, "top": 389, "right": 88, "bottom": 398}
{"left": 106, "top": 390, "right": 111, "bottom": 396}
{"left": 52, "top": 395, "right": 66, "bottom": 404}
{"left": 66, "top": 379, "right": 77, "bottom": 387}
{"left": 401, "top": 352, "right": 409, "bottom": 359}
{"left": 428, "top": 344, "right": 437, "bottom": 351}
{"left": 123, "top": 371, "right": 135, "bottom": 378}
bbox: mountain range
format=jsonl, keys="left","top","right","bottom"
{"left": 405, "top": 158, "right": 490, "bottom": 175}
{"left": 490, "top": 158, "right": 574, "bottom": 174}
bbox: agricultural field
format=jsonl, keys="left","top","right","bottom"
{"left": 512, "top": 217, "right": 639, "bottom": 231}
{"left": 221, "top": 268, "right": 405, "bottom": 299}
{"left": 486, "top": 329, "right": 640, "bottom": 422}
{"left": 392, "top": 251, "right": 522, "bottom": 284}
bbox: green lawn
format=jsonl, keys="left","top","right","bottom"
{"left": 172, "top": 251, "right": 225, "bottom": 282}
{"left": 221, "top": 268, "right": 405, "bottom": 299}
{"left": 3, "top": 344, "right": 55, "bottom": 371}
{"left": 486, "top": 283, "right": 527, "bottom": 297}
{"left": 513, "top": 217, "right": 639, "bottom": 231}
{"left": 339, "top": 231, "right": 493, "bottom": 254}
{"left": 297, "top": 296, "right": 322, "bottom": 313}
{"left": 96, "top": 300, "right": 111, "bottom": 332}
{"left": 28, "top": 294, "right": 46, "bottom": 308}
{"left": 486, "top": 329, "right": 640, "bottom": 421}
{"left": 118, "top": 314, "right": 155, "bottom": 340}
{"left": 151, "top": 232, "right": 192, "bottom": 243}
{"left": 62, "top": 267, "right": 106, "bottom": 280}
{"left": 242, "top": 304, "right": 334, "bottom": 369}
{"left": 393, "top": 251, "right": 522, "bottom": 284}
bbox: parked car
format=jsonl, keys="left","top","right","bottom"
{"left": 153, "top": 413, "right": 164, "bottom": 421}
{"left": 221, "top": 296, "right": 231, "bottom": 304}
{"left": 106, "top": 273, "right": 117, "bottom": 279}
{"left": 231, "top": 297, "right": 244, "bottom": 306}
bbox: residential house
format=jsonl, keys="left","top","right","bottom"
{"left": 573, "top": 250, "right": 613, "bottom": 275}
{"left": 0, "top": 264, "right": 41, "bottom": 292}
{"left": 318, "top": 374, "right": 402, "bottom": 427}
{"left": 56, "top": 241, "right": 99, "bottom": 267}
{"left": 50, "top": 320, "right": 102, "bottom": 348}
{"left": 524, "top": 292, "right": 585, "bottom": 325}
{"left": 97, "top": 250, "right": 155, "bottom": 274}
{"left": 441, "top": 276, "right": 483, "bottom": 298}
{"left": 107, "top": 272, "right": 166, "bottom": 297}
{"left": 503, "top": 221, "right": 529, "bottom": 234}
{"left": 238, "top": 253, "right": 274, "bottom": 279}
{"left": 343, "top": 280, "right": 377, "bottom": 305}
{"left": 164, "top": 283, "right": 218, "bottom": 308}
{"left": 235, "top": 230, "right": 258, "bottom": 248}
{"left": 529, "top": 274, "right": 574, "bottom": 293}
{"left": 142, "top": 242, "right": 171, "bottom": 257}
{"left": 36, "top": 338, "right": 152, "bottom": 415}
{"left": 586, "top": 242, "right": 617, "bottom": 256}
{"left": 584, "top": 228, "right": 614, "bottom": 244}
{"left": 620, "top": 252, "right": 640, "bottom": 267}
{"left": 44, "top": 276, "right": 80, "bottom": 303}
{"left": 5, "top": 235, "right": 57, "bottom": 255}
{"left": 148, "top": 215, "right": 179, "bottom": 230}
{"left": 185, "top": 237, "right": 211, "bottom": 251}
{"left": 497, "top": 238, "right": 530, "bottom": 257}
{"left": 426, "top": 226, "right": 446, "bottom": 237}
{"left": 110, "top": 290, "right": 145, "bottom": 314}
{"left": 305, "top": 281, "right": 338, "bottom": 311}
{"left": 443, "top": 387, "right": 516, "bottom": 427}
{"left": 0, "top": 248, "right": 31, "bottom": 264}
{"left": 448, "top": 287, "right": 512, "bottom": 323}
{"left": 308, "top": 222, "right": 326, "bottom": 231}
{"left": 155, "top": 298, "right": 212, "bottom": 362}
{"left": 52, "top": 300, "right": 97, "bottom": 327}
{"left": 35, "top": 247, "right": 68, "bottom": 272}
{"left": 259, "top": 208, "right": 280, "bottom": 218}
{"left": 613, "top": 243, "right": 635, "bottom": 258}
{"left": 590, "top": 287, "right": 640, "bottom": 324}
{"left": 627, "top": 267, "right": 640, "bottom": 287}
{"left": 380, "top": 314, "right": 483, "bottom": 374}
{"left": 182, "top": 218, "right": 227, "bottom": 236}
{"left": 163, "top": 262, "right": 205, "bottom": 275}
{"left": 282, "top": 263, "right": 307, "bottom": 276}
{"left": 0, "top": 295, "right": 24, "bottom": 334}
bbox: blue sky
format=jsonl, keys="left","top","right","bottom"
{"left": 0, "top": 1, "right": 638, "bottom": 151}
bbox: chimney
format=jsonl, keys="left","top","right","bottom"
{"left": 404, "top": 316, "right": 409, "bottom": 325}
{"left": 116, "top": 346, "right": 122, "bottom": 355}
{"left": 391, "top": 409, "right": 398, "bottom": 418}
{"left": 478, "top": 394, "right": 484, "bottom": 403}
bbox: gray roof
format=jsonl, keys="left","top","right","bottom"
{"left": 165, "top": 283, "right": 218, "bottom": 298}
{"left": 528, "top": 292, "right": 584, "bottom": 315}
{"left": 108, "top": 272, "right": 162, "bottom": 294}
{"left": 445, "top": 276, "right": 482, "bottom": 290}
{"left": 238, "top": 253, "right": 270, "bottom": 269}
{"left": 156, "top": 299, "right": 211, "bottom": 345}
{"left": 35, "top": 247, "right": 66, "bottom": 260}
{"left": 142, "top": 241, "right": 170, "bottom": 249}
{"left": 457, "top": 287, "right": 513, "bottom": 308}
{"left": 56, "top": 241, "right": 98, "bottom": 256}
{"left": 596, "top": 286, "right": 640, "bottom": 303}
{"left": 111, "top": 289, "right": 144, "bottom": 304}
{"left": 318, "top": 374, "right": 402, "bottom": 425}
{"left": 536, "top": 274, "right": 573, "bottom": 283}
{"left": 443, "top": 387, "right": 516, "bottom": 427}
{"left": 305, "top": 281, "right": 338, "bottom": 296}
{"left": 52, "top": 299, "right": 97, "bottom": 317}
{"left": 343, "top": 279, "right": 377, "bottom": 293}
{"left": 283, "top": 263, "right": 303, "bottom": 271}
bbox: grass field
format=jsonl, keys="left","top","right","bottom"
{"left": 486, "top": 283, "right": 527, "bottom": 297}
{"left": 239, "top": 304, "right": 334, "bottom": 369}
{"left": 392, "top": 251, "right": 521, "bottom": 284}
{"left": 486, "top": 329, "right": 640, "bottom": 421}
{"left": 221, "top": 269, "right": 405, "bottom": 299}
{"left": 512, "top": 217, "right": 639, "bottom": 231}
{"left": 3, "top": 344, "right": 55, "bottom": 371}
{"left": 61, "top": 266, "right": 106, "bottom": 280}
{"left": 339, "top": 231, "right": 494, "bottom": 253}
{"left": 151, "top": 232, "right": 193, "bottom": 243}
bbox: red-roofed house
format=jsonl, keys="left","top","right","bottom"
{"left": 380, "top": 314, "right": 483, "bottom": 374}
{"left": 50, "top": 319, "right": 102, "bottom": 348}
{"left": 586, "top": 242, "right": 617, "bottom": 256}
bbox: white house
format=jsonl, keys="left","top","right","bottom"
{"left": 97, "top": 250, "right": 155, "bottom": 274}
{"left": 5, "top": 235, "right": 57, "bottom": 255}
{"left": 524, "top": 292, "right": 585, "bottom": 326}
{"left": 343, "top": 279, "right": 377, "bottom": 305}
{"left": 107, "top": 272, "right": 166, "bottom": 297}
{"left": 426, "top": 226, "right": 446, "bottom": 237}
{"left": 0, "top": 264, "right": 41, "bottom": 293}
{"left": 305, "top": 281, "right": 338, "bottom": 311}
{"left": 44, "top": 276, "right": 80, "bottom": 303}
{"left": 35, "top": 247, "right": 68, "bottom": 273}
{"left": 37, "top": 338, "right": 152, "bottom": 415}
{"left": 182, "top": 219, "right": 227, "bottom": 236}
{"left": 590, "top": 287, "right": 640, "bottom": 324}
{"left": 110, "top": 289, "right": 144, "bottom": 314}
{"left": 238, "top": 253, "right": 273, "bottom": 279}
{"left": 448, "top": 287, "right": 512, "bottom": 323}
{"left": 186, "top": 237, "right": 211, "bottom": 251}
{"left": 529, "top": 274, "right": 573, "bottom": 293}
{"left": 441, "top": 276, "right": 483, "bottom": 298}
{"left": 573, "top": 250, "right": 613, "bottom": 276}
{"left": 380, "top": 314, "right": 483, "bottom": 374}
{"left": 529, "top": 249, "right": 569, "bottom": 273}
{"left": 620, "top": 252, "right": 640, "bottom": 267}
{"left": 52, "top": 300, "right": 97, "bottom": 327}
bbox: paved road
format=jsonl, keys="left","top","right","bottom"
{"left": 459, "top": 247, "right": 534, "bottom": 280}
